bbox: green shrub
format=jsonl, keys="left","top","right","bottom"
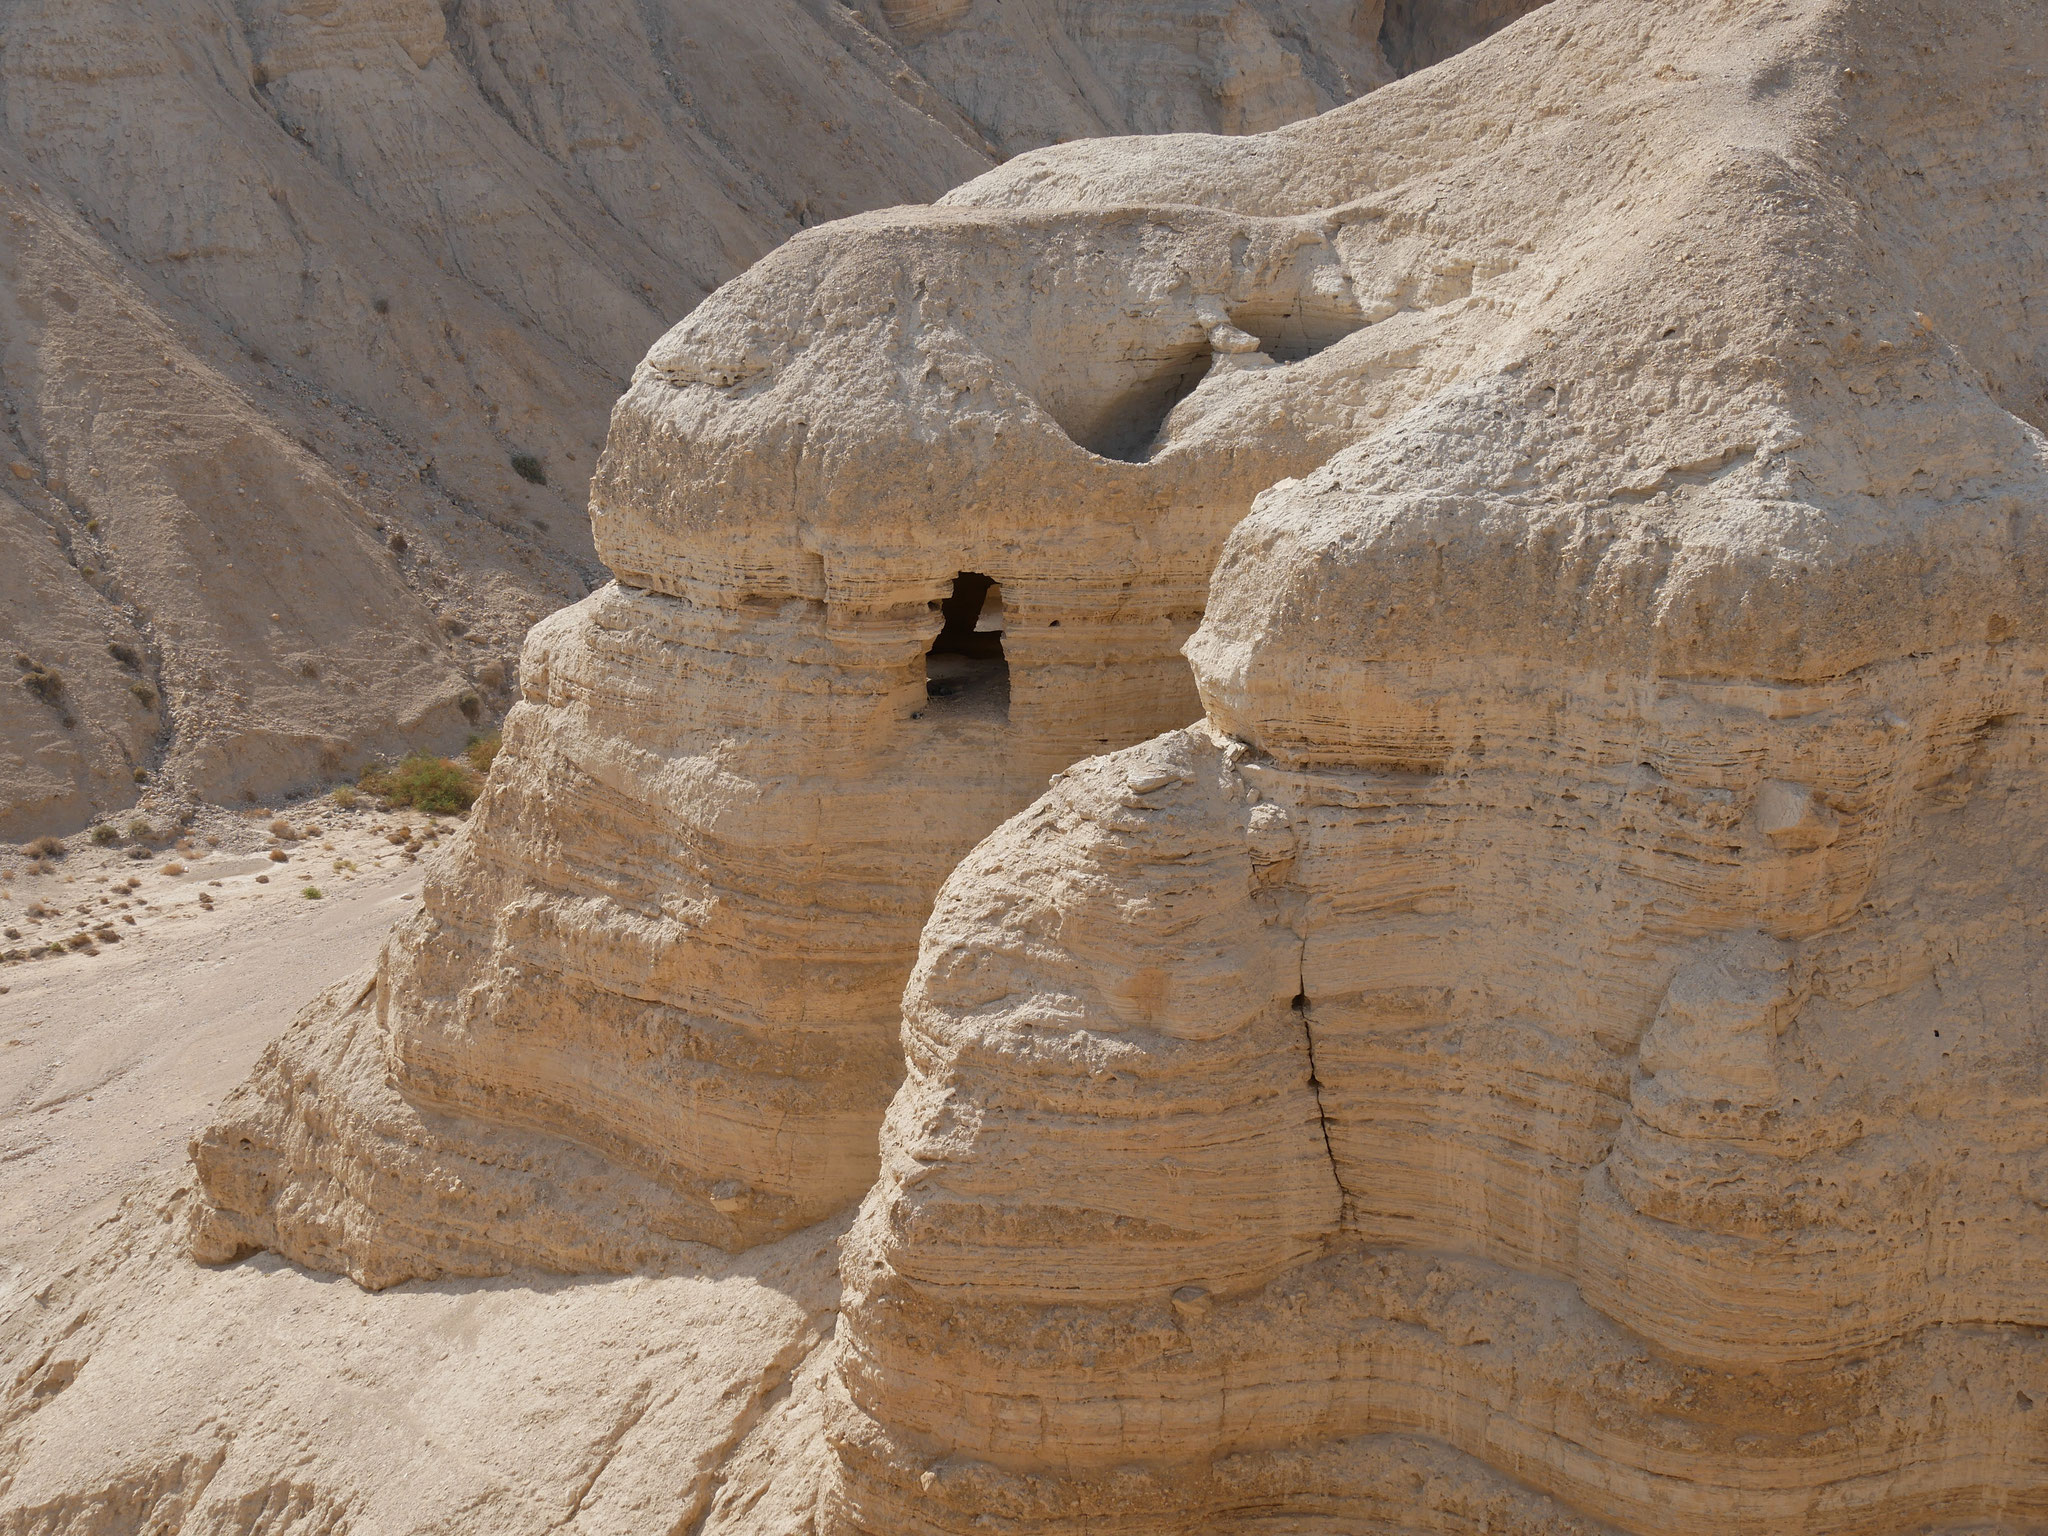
{"left": 464, "top": 731, "right": 502, "bottom": 776}
{"left": 127, "top": 818, "right": 154, "bottom": 840}
{"left": 130, "top": 681, "right": 156, "bottom": 707}
{"left": 90, "top": 824, "right": 119, "bottom": 845}
{"left": 509, "top": 453, "right": 546, "bottom": 486}
{"left": 331, "top": 784, "right": 358, "bottom": 809}
{"left": 301, "top": 885, "right": 324, "bottom": 899}
{"left": 359, "top": 753, "right": 479, "bottom": 814}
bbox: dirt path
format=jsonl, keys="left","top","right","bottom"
{"left": 0, "top": 806, "right": 432, "bottom": 1267}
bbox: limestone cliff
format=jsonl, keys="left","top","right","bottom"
{"left": 827, "top": 0, "right": 2048, "bottom": 1530}
{"left": 165, "top": 0, "right": 2048, "bottom": 1529}
{"left": 183, "top": 0, "right": 1568, "bottom": 1284}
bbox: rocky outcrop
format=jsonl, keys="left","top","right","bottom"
{"left": 2, "top": 0, "right": 1487, "bottom": 837}
{"left": 822, "top": 0, "right": 2048, "bottom": 1531}
{"left": 184, "top": 0, "right": 1562, "bottom": 1285}
{"left": 168, "top": 0, "right": 2048, "bottom": 1529}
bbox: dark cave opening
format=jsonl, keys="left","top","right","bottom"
{"left": 925, "top": 572, "right": 1008, "bottom": 717}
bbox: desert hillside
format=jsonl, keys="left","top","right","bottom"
{"left": 0, "top": 0, "right": 1544, "bottom": 841}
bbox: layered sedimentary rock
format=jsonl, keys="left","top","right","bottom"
{"left": 184, "top": 0, "right": 1557, "bottom": 1285}
{"left": 823, "top": 1, "right": 2048, "bottom": 1530}
{"left": 181, "top": 0, "right": 2048, "bottom": 1528}
{"left": 1, "top": 0, "right": 1484, "bottom": 836}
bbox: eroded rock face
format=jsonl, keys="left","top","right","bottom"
{"left": 185, "top": 4, "right": 1560, "bottom": 1284}
{"left": 184, "top": 0, "right": 2048, "bottom": 1525}
{"left": 824, "top": 0, "right": 2048, "bottom": 1530}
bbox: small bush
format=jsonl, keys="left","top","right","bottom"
{"left": 510, "top": 453, "right": 547, "bottom": 486}
{"left": 25, "top": 836, "right": 64, "bottom": 858}
{"left": 457, "top": 690, "right": 481, "bottom": 723}
{"left": 19, "top": 664, "right": 62, "bottom": 703}
{"left": 127, "top": 818, "right": 154, "bottom": 840}
{"left": 159, "top": 862, "right": 185, "bottom": 876}
{"left": 372, "top": 297, "right": 390, "bottom": 315}
{"left": 464, "top": 731, "right": 502, "bottom": 776}
{"left": 90, "top": 824, "right": 119, "bottom": 846}
{"left": 268, "top": 849, "right": 288, "bottom": 863}
{"left": 130, "top": 682, "right": 157, "bottom": 707}
{"left": 387, "top": 531, "right": 408, "bottom": 553}
{"left": 331, "top": 785, "right": 358, "bottom": 809}
{"left": 301, "top": 885, "right": 324, "bottom": 899}
{"left": 360, "top": 754, "right": 479, "bottom": 815}
{"left": 131, "top": 768, "right": 149, "bottom": 784}
{"left": 108, "top": 642, "right": 139, "bottom": 668}
{"left": 268, "top": 819, "right": 297, "bottom": 839}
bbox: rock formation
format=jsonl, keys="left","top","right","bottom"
{"left": 146, "top": 0, "right": 2048, "bottom": 1528}
{"left": 0, "top": 0, "right": 1466, "bottom": 839}
{"left": 180, "top": 0, "right": 1553, "bottom": 1286}
{"left": 825, "top": 0, "right": 2048, "bottom": 1529}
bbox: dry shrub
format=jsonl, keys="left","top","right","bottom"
{"left": 268, "top": 819, "right": 297, "bottom": 839}
{"left": 25, "top": 836, "right": 64, "bottom": 859}
{"left": 16, "top": 658, "right": 62, "bottom": 703}
{"left": 267, "top": 849, "right": 288, "bottom": 863}
{"left": 89, "top": 824, "right": 119, "bottom": 846}
{"left": 159, "top": 862, "right": 186, "bottom": 876}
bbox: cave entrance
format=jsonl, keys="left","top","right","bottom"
{"left": 925, "top": 572, "right": 1007, "bottom": 717}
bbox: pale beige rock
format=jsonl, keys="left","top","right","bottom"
{"left": 20, "top": 0, "right": 2048, "bottom": 1531}
{"left": 182, "top": 0, "right": 1558, "bottom": 1284}
{"left": 827, "top": 1, "right": 2048, "bottom": 1531}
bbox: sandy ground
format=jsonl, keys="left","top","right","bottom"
{"left": 0, "top": 800, "right": 436, "bottom": 1267}
{"left": 0, "top": 801, "right": 843, "bottom": 1535}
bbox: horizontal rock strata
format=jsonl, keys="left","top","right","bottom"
{"left": 187, "top": 5, "right": 1564, "bottom": 1282}
{"left": 179, "top": 0, "right": 2048, "bottom": 1526}
{"left": 825, "top": 0, "right": 2048, "bottom": 1530}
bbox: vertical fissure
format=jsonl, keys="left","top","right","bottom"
{"left": 1291, "top": 967, "right": 1350, "bottom": 1208}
